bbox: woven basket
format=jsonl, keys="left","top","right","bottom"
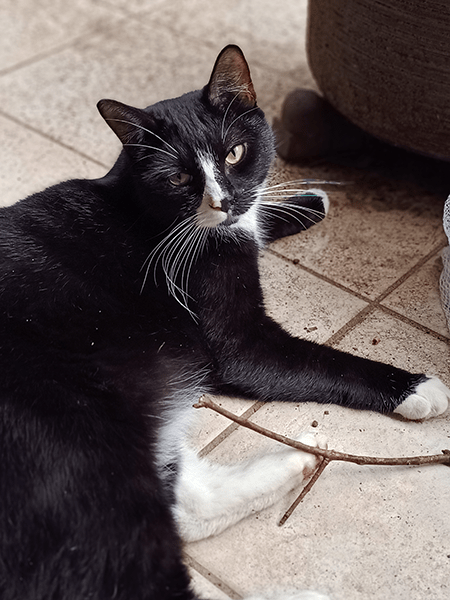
{"left": 307, "top": 0, "right": 450, "bottom": 161}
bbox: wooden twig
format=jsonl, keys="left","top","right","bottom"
{"left": 278, "top": 457, "right": 331, "bottom": 526}
{"left": 193, "top": 396, "right": 450, "bottom": 524}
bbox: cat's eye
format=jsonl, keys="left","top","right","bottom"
{"left": 169, "top": 172, "right": 192, "bottom": 186}
{"left": 225, "top": 144, "right": 246, "bottom": 166}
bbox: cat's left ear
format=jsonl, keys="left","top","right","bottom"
{"left": 206, "top": 45, "right": 257, "bottom": 110}
{"left": 97, "top": 99, "right": 147, "bottom": 146}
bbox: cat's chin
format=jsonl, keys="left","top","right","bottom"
{"left": 220, "top": 213, "right": 241, "bottom": 227}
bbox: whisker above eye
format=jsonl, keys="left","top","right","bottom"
{"left": 105, "top": 118, "right": 180, "bottom": 157}
{"left": 221, "top": 91, "right": 241, "bottom": 142}
{"left": 123, "top": 144, "right": 178, "bottom": 161}
{"left": 223, "top": 106, "right": 259, "bottom": 142}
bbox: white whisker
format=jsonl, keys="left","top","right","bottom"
{"left": 105, "top": 118, "right": 180, "bottom": 156}
{"left": 140, "top": 215, "right": 210, "bottom": 321}
{"left": 223, "top": 106, "right": 259, "bottom": 141}
{"left": 260, "top": 199, "right": 327, "bottom": 216}
{"left": 259, "top": 202, "right": 325, "bottom": 228}
{"left": 259, "top": 179, "right": 344, "bottom": 192}
{"left": 123, "top": 143, "right": 178, "bottom": 161}
{"left": 257, "top": 192, "right": 327, "bottom": 200}
{"left": 140, "top": 218, "right": 194, "bottom": 291}
{"left": 221, "top": 92, "right": 242, "bottom": 141}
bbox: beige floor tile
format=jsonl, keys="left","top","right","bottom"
{"left": 0, "top": 28, "right": 309, "bottom": 173}
{"left": 0, "top": 0, "right": 120, "bottom": 73}
{"left": 188, "top": 565, "right": 235, "bottom": 600}
{"left": 1, "top": 2, "right": 449, "bottom": 600}
{"left": 147, "top": 0, "right": 309, "bottom": 73}
{"left": 187, "top": 395, "right": 258, "bottom": 455}
{"left": 260, "top": 251, "right": 368, "bottom": 342}
{"left": 382, "top": 253, "right": 449, "bottom": 337}
{"left": 0, "top": 114, "right": 105, "bottom": 206}
{"left": 0, "top": 22, "right": 217, "bottom": 165}
{"left": 334, "top": 308, "right": 450, "bottom": 382}
{"left": 185, "top": 398, "right": 450, "bottom": 600}
{"left": 101, "top": 0, "right": 168, "bottom": 13}
{"left": 271, "top": 186, "right": 447, "bottom": 300}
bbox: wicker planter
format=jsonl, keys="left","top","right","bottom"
{"left": 307, "top": 0, "right": 450, "bottom": 161}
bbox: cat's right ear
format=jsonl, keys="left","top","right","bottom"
{"left": 97, "top": 99, "right": 146, "bottom": 146}
{"left": 206, "top": 45, "right": 257, "bottom": 110}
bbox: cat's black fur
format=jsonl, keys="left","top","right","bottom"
{"left": 0, "top": 45, "right": 447, "bottom": 599}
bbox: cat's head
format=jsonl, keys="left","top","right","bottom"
{"left": 97, "top": 45, "right": 274, "bottom": 239}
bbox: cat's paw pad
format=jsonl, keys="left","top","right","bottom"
{"left": 289, "top": 432, "right": 328, "bottom": 479}
{"left": 394, "top": 376, "right": 450, "bottom": 420}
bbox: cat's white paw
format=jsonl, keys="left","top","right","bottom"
{"left": 394, "top": 376, "right": 450, "bottom": 420}
{"left": 288, "top": 432, "right": 328, "bottom": 479}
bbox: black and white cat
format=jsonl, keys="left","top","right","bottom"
{"left": 0, "top": 44, "right": 448, "bottom": 600}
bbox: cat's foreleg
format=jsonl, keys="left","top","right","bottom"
{"left": 210, "top": 318, "right": 450, "bottom": 419}
{"left": 173, "top": 432, "right": 327, "bottom": 542}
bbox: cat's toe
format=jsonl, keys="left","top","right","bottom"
{"left": 296, "top": 431, "right": 328, "bottom": 451}
{"left": 394, "top": 376, "right": 450, "bottom": 420}
{"left": 293, "top": 432, "right": 328, "bottom": 477}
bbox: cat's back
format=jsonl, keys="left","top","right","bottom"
{"left": 0, "top": 177, "right": 205, "bottom": 399}
{"left": 0, "top": 177, "right": 142, "bottom": 314}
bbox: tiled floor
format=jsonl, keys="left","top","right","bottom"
{"left": 1, "top": 1, "right": 449, "bottom": 599}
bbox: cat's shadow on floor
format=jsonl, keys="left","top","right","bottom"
{"left": 292, "top": 135, "right": 450, "bottom": 201}
{"left": 342, "top": 140, "right": 449, "bottom": 199}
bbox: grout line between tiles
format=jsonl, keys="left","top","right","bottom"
{"left": 324, "top": 305, "right": 376, "bottom": 347}
{"left": 198, "top": 401, "right": 264, "bottom": 458}
{"left": 266, "top": 247, "right": 371, "bottom": 303}
{"left": 0, "top": 17, "right": 127, "bottom": 80}
{"left": 377, "top": 304, "right": 450, "bottom": 344}
{"left": 198, "top": 241, "right": 448, "bottom": 456}
{"left": 0, "top": 109, "right": 109, "bottom": 170}
{"left": 0, "top": 45, "right": 79, "bottom": 79}
{"left": 183, "top": 553, "right": 242, "bottom": 600}
{"left": 268, "top": 245, "right": 450, "bottom": 344}
{"left": 374, "top": 240, "right": 448, "bottom": 304}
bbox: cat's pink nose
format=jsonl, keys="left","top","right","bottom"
{"left": 208, "top": 198, "right": 222, "bottom": 211}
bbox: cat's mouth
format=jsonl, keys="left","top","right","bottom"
{"left": 219, "top": 212, "right": 239, "bottom": 227}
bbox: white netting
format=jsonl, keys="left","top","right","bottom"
{"left": 440, "top": 194, "right": 450, "bottom": 331}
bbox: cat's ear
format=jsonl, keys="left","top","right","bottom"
{"left": 97, "top": 99, "right": 146, "bottom": 145}
{"left": 206, "top": 45, "right": 257, "bottom": 110}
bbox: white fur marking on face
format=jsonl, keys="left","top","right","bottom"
{"left": 196, "top": 154, "right": 227, "bottom": 228}
{"left": 231, "top": 200, "right": 262, "bottom": 244}
{"left": 230, "top": 182, "right": 267, "bottom": 246}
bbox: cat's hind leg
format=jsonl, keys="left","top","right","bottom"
{"left": 173, "top": 432, "right": 327, "bottom": 543}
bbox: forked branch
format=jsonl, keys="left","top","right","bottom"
{"left": 193, "top": 396, "right": 450, "bottom": 525}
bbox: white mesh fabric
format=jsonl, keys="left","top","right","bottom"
{"left": 440, "top": 194, "right": 450, "bottom": 331}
